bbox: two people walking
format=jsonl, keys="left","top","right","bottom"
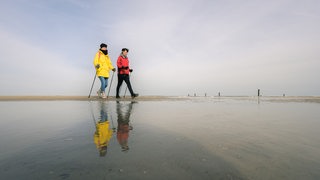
{"left": 93, "top": 43, "right": 138, "bottom": 99}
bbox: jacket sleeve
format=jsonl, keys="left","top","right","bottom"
{"left": 93, "top": 52, "right": 100, "bottom": 68}
{"left": 117, "top": 56, "right": 122, "bottom": 68}
{"left": 107, "top": 57, "right": 115, "bottom": 70}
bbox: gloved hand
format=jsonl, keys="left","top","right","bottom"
{"left": 95, "top": 64, "right": 100, "bottom": 69}
{"left": 112, "top": 68, "right": 116, "bottom": 72}
{"left": 129, "top": 69, "right": 133, "bottom": 72}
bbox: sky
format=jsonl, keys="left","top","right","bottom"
{"left": 0, "top": 0, "right": 319, "bottom": 96}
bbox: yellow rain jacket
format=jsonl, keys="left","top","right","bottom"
{"left": 93, "top": 50, "right": 115, "bottom": 78}
{"left": 94, "top": 121, "right": 113, "bottom": 149}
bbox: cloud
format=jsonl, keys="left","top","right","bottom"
{"left": 0, "top": 29, "right": 92, "bottom": 95}
{"left": 1, "top": 0, "right": 320, "bottom": 96}
{"left": 104, "top": 0, "right": 320, "bottom": 95}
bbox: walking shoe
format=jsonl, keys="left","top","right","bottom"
{"left": 97, "top": 90, "right": 101, "bottom": 97}
{"left": 101, "top": 92, "right": 107, "bottom": 99}
{"left": 116, "top": 95, "right": 121, "bottom": 99}
{"left": 131, "top": 93, "right": 139, "bottom": 98}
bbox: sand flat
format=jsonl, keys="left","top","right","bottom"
{"left": 0, "top": 96, "right": 319, "bottom": 103}
{"left": 1, "top": 97, "right": 320, "bottom": 179}
{"left": 0, "top": 96, "right": 187, "bottom": 101}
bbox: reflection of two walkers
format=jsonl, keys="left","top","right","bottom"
{"left": 93, "top": 101, "right": 135, "bottom": 157}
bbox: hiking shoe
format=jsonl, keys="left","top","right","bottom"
{"left": 131, "top": 93, "right": 139, "bottom": 98}
{"left": 101, "top": 92, "right": 107, "bottom": 99}
{"left": 97, "top": 90, "right": 102, "bottom": 97}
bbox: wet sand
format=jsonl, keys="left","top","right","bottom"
{"left": 0, "top": 95, "right": 319, "bottom": 103}
{"left": 0, "top": 97, "right": 320, "bottom": 179}
{"left": 0, "top": 95, "right": 187, "bottom": 101}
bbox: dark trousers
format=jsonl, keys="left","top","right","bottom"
{"left": 116, "top": 74, "right": 134, "bottom": 96}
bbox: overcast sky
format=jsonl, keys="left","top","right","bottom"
{"left": 1, "top": 0, "right": 319, "bottom": 96}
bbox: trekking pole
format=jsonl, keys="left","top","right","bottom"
{"left": 124, "top": 86, "right": 128, "bottom": 98}
{"left": 123, "top": 74, "right": 130, "bottom": 98}
{"left": 107, "top": 71, "right": 115, "bottom": 99}
{"left": 127, "top": 102, "right": 134, "bottom": 130}
{"left": 89, "top": 101, "right": 97, "bottom": 129}
{"left": 110, "top": 111, "right": 116, "bottom": 133}
{"left": 88, "top": 73, "right": 97, "bottom": 98}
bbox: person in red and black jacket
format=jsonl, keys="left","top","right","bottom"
{"left": 116, "top": 48, "right": 139, "bottom": 98}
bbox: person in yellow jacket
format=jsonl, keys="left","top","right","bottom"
{"left": 93, "top": 43, "right": 116, "bottom": 98}
{"left": 94, "top": 102, "right": 113, "bottom": 157}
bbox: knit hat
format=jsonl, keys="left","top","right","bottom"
{"left": 122, "top": 48, "right": 129, "bottom": 52}
{"left": 100, "top": 43, "right": 107, "bottom": 48}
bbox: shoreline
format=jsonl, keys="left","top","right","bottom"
{"left": 0, "top": 96, "right": 187, "bottom": 101}
{"left": 0, "top": 96, "right": 320, "bottom": 103}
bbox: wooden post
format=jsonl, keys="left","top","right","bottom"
{"left": 258, "top": 89, "right": 260, "bottom": 97}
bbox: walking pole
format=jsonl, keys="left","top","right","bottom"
{"left": 123, "top": 74, "right": 130, "bottom": 98}
{"left": 123, "top": 86, "right": 128, "bottom": 98}
{"left": 107, "top": 71, "right": 115, "bottom": 99}
{"left": 89, "top": 101, "right": 97, "bottom": 129}
{"left": 109, "top": 112, "right": 116, "bottom": 133}
{"left": 88, "top": 74, "right": 97, "bottom": 98}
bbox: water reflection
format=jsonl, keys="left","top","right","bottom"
{"left": 93, "top": 101, "right": 114, "bottom": 157}
{"left": 2, "top": 100, "right": 320, "bottom": 179}
{"left": 116, "top": 101, "right": 135, "bottom": 152}
{"left": 91, "top": 101, "right": 136, "bottom": 156}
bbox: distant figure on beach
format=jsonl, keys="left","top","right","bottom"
{"left": 94, "top": 102, "right": 113, "bottom": 157}
{"left": 93, "top": 43, "right": 116, "bottom": 99}
{"left": 116, "top": 48, "right": 139, "bottom": 99}
{"left": 116, "top": 101, "right": 135, "bottom": 152}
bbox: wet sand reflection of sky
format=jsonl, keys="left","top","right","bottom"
{"left": 0, "top": 98, "right": 320, "bottom": 180}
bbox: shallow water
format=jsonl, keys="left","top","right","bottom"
{"left": 0, "top": 98, "right": 320, "bottom": 180}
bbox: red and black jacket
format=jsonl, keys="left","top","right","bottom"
{"left": 117, "top": 55, "right": 130, "bottom": 75}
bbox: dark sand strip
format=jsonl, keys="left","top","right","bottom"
{"left": 0, "top": 96, "right": 319, "bottom": 103}
{"left": 0, "top": 96, "right": 188, "bottom": 101}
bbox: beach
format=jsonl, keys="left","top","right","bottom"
{"left": 1, "top": 95, "right": 320, "bottom": 103}
{"left": 0, "top": 96, "right": 320, "bottom": 179}
{"left": 0, "top": 95, "right": 185, "bottom": 101}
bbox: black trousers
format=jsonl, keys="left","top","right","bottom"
{"left": 116, "top": 74, "right": 134, "bottom": 96}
